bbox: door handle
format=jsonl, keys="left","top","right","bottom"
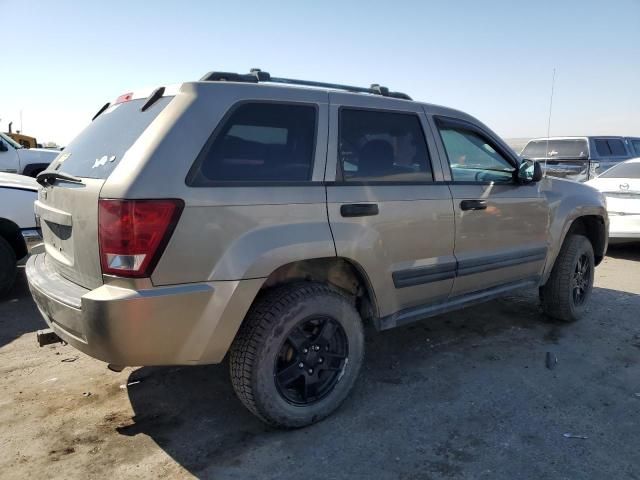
{"left": 460, "top": 200, "right": 487, "bottom": 211}
{"left": 340, "top": 203, "right": 379, "bottom": 217}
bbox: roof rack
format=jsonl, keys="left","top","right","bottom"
{"left": 199, "top": 68, "right": 412, "bottom": 100}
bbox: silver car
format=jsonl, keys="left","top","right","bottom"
{"left": 27, "top": 69, "right": 608, "bottom": 427}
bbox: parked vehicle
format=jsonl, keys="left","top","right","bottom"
{"left": 586, "top": 158, "right": 640, "bottom": 243}
{"left": 0, "top": 132, "right": 58, "bottom": 177}
{"left": 0, "top": 173, "right": 41, "bottom": 296}
{"left": 521, "top": 136, "right": 636, "bottom": 182}
{"left": 27, "top": 69, "right": 608, "bottom": 428}
{"left": 625, "top": 137, "right": 640, "bottom": 156}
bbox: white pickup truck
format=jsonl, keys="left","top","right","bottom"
{"left": 0, "top": 132, "right": 58, "bottom": 177}
{"left": 0, "top": 173, "right": 41, "bottom": 296}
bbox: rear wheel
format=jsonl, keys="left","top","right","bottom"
{"left": 0, "top": 236, "right": 17, "bottom": 297}
{"left": 229, "top": 282, "right": 364, "bottom": 428}
{"left": 540, "top": 234, "right": 594, "bottom": 322}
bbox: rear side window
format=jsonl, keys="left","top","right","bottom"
{"left": 632, "top": 140, "right": 640, "bottom": 155}
{"left": 338, "top": 109, "right": 432, "bottom": 182}
{"left": 595, "top": 139, "right": 627, "bottom": 157}
{"left": 187, "top": 102, "right": 317, "bottom": 185}
{"left": 51, "top": 97, "right": 172, "bottom": 179}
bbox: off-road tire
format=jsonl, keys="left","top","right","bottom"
{"left": 0, "top": 236, "right": 17, "bottom": 297}
{"left": 229, "top": 282, "right": 364, "bottom": 428}
{"left": 540, "top": 234, "right": 594, "bottom": 322}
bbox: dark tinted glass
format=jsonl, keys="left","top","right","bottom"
{"left": 599, "top": 162, "right": 640, "bottom": 179}
{"left": 50, "top": 97, "right": 172, "bottom": 179}
{"left": 188, "top": 103, "right": 316, "bottom": 185}
{"left": 632, "top": 140, "right": 640, "bottom": 155}
{"left": 595, "top": 139, "right": 611, "bottom": 156}
{"left": 338, "top": 109, "right": 432, "bottom": 182}
{"left": 608, "top": 139, "right": 626, "bottom": 156}
{"left": 521, "top": 139, "right": 588, "bottom": 159}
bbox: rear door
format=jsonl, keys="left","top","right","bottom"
{"left": 35, "top": 96, "right": 173, "bottom": 289}
{"left": 431, "top": 115, "right": 549, "bottom": 297}
{"left": 326, "top": 93, "right": 455, "bottom": 321}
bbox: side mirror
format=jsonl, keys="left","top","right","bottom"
{"left": 517, "top": 160, "right": 543, "bottom": 183}
{"left": 0, "top": 141, "right": 8, "bottom": 152}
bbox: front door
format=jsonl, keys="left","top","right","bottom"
{"left": 326, "top": 93, "right": 456, "bottom": 322}
{"left": 431, "top": 115, "right": 549, "bottom": 297}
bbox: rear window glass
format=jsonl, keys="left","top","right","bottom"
{"left": 599, "top": 162, "right": 640, "bottom": 179}
{"left": 187, "top": 102, "right": 317, "bottom": 185}
{"left": 50, "top": 97, "right": 172, "bottom": 179}
{"left": 595, "top": 138, "right": 627, "bottom": 157}
{"left": 521, "top": 139, "right": 588, "bottom": 159}
{"left": 339, "top": 109, "right": 432, "bottom": 182}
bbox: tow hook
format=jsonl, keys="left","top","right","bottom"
{"left": 36, "top": 328, "right": 63, "bottom": 347}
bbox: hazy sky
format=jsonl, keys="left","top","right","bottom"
{"left": 2, "top": 0, "right": 639, "bottom": 145}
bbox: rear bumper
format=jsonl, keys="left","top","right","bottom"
{"left": 26, "top": 253, "right": 263, "bottom": 366}
{"left": 608, "top": 214, "right": 640, "bottom": 240}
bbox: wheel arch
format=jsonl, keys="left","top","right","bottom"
{"left": 260, "top": 256, "right": 380, "bottom": 323}
{"left": 21, "top": 163, "right": 50, "bottom": 177}
{"left": 542, "top": 213, "right": 607, "bottom": 285}
{"left": 566, "top": 215, "right": 607, "bottom": 265}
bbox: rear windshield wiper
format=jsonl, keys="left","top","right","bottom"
{"left": 36, "top": 171, "right": 84, "bottom": 187}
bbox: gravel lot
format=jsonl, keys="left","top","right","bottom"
{"left": 1, "top": 246, "right": 639, "bottom": 479}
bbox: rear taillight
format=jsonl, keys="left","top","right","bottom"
{"left": 114, "top": 92, "right": 134, "bottom": 104}
{"left": 98, "top": 199, "right": 184, "bottom": 278}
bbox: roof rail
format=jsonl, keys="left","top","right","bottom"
{"left": 199, "top": 68, "right": 412, "bottom": 100}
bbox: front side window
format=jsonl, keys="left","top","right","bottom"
{"left": 632, "top": 140, "right": 640, "bottom": 156}
{"left": 438, "top": 125, "right": 514, "bottom": 183}
{"left": 187, "top": 102, "right": 317, "bottom": 185}
{"left": 338, "top": 109, "right": 432, "bottom": 182}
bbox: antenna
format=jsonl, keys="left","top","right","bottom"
{"left": 544, "top": 68, "right": 556, "bottom": 177}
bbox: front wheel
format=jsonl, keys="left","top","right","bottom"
{"left": 229, "top": 282, "right": 364, "bottom": 428}
{"left": 540, "top": 234, "right": 595, "bottom": 322}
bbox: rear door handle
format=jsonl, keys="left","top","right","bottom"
{"left": 340, "top": 203, "right": 379, "bottom": 217}
{"left": 460, "top": 200, "right": 487, "bottom": 211}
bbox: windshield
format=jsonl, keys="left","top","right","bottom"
{"left": 48, "top": 97, "right": 172, "bottom": 179}
{"left": 0, "top": 132, "right": 23, "bottom": 149}
{"left": 598, "top": 161, "right": 640, "bottom": 179}
{"left": 522, "top": 139, "right": 588, "bottom": 159}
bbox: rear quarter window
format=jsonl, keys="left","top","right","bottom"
{"left": 521, "top": 139, "right": 588, "bottom": 159}
{"left": 186, "top": 102, "right": 317, "bottom": 185}
{"left": 50, "top": 97, "right": 172, "bottom": 179}
{"left": 595, "top": 138, "right": 627, "bottom": 157}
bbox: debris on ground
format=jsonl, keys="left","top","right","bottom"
{"left": 563, "top": 433, "right": 588, "bottom": 439}
{"left": 61, "top": 356, "right": 79, "bottom": 363}
{"left": 546, "top": 352, "right": 557, "bottom": 370}
{"left": 41, "top": 377, "right": 57, "bottom": 384}
{"left": 119, "top": 380, "right": 142, "bottom": 390}
{"left": 82, "top": 392, "right": 92, "bottom": 397}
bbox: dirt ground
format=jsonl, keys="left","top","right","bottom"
{"left": 1, "top": 245, "right": 639, "bottom": 479}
